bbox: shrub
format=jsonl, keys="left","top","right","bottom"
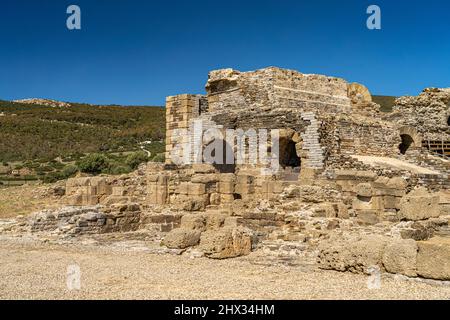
{"left": 108, "top": 164, "right": 132, "bottom": 175}
{"left": 61, "top": 165, "right": 79, "bottom": 178}
{"left": 24, "top": 162, "right": 40, "bottom": 169}
{"left": 77, "top": 153, "right": 110, "bottom": 174}
{"left": 125, "top": 151, "right": 149, "bottom": 170}
{"left": 39, "top": 165, "right": 54, "bottom": 172}
{"left": 23, "top": 175, "right": 38, "bottom": 181}
{"left": 42, "top": 172, "right": 61, "bottom": 184}
{"left": 49, "top": 161, "right": 65, "bottom": 170}
{"left": 151, "top": 153, "right": 165, "bottom": 163}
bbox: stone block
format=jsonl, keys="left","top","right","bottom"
{"left": 180, "top": 214, "right": 206, "bottom": 231}
{"left": 192, "top": 164, "right": 216, "bottom": 173}
{"left": 183, "top": 195, "right": 209, "bottom": 212}
{"left": 199, "top": 227, "right": 252, "bottom": 259}
{"left": 219, "top": 173, "right": 236, "bottom": 183}
{"left": 352, "top": 196, "right": 384, "bottom": 211}
{"left": 191, "top": 174, "right": 218, "bottom": 184}
{"left": 112, "top": 187, "right": 127, "bottom": 197}
{"left": 354, "top": 183, "right": 373, "bottom": 197}
{"left": 236, "top": 175, "right": 253, "bottom": 184}
{"left": 335, "top": 170, "right": 377, "bottom": 181}
{"left": 383, "top": 196, "right": 401, "bottom": 210}
{"left": 218, "top": 181, "right": 234, "bottom": 194}
{"left": 335, "top": 203, "right": 349, "bottom": 219}
{"left": 188, "top": 183, "right": 206, "bottom": 196}
{"left": 66, "top": 194, "right": 83, "bottom": 206}
{"left": 398, "top": 188, "right": 441, "bottom": 221}
{"left": 357, "top": 210, "right": 380, "bottom": 225}
{"left": 235, "top": 183, "right": 255, "bottom": 195}
{"left": 220, "top": 194, "right": 235, "bottom": 204}
{"left": 162, "top": 228, "right": 201, "bottom": 249}
{"left": 318, "top": 235, "right": 388, "bottom": 274}
{"left": 266, "top": 181, "right": 284, "bottom": 194}
{"left": 148, "top": 185, "right": 168, "bottom": 205}
{"left": 203, "top": 212, "right": 227, "bottom": 230}
{"left": 82, "top": 195, "right": 99, "bottom": 206}
{"left": 417, "top": 237, "right": 450, "bottom": 281}
{"left": 176, "top": 182, "right": 189, "bottom": 195}
{"left": 209, "top": 193, "right": 220, "bottom": 205}
{"left": 382, "top": 239, "right": 418, "bottom": 277}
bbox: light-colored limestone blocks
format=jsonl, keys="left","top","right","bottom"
{"left": 65, "top": 177, "right": 112, "bottom": 206}
{"left": 147, "top": 174, "right": 168, "bottom": 205}
{"left": 398, "top": 187, "right": 441, "bottom": 221}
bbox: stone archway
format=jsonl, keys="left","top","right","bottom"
{"left": 399, "top": 134, "right": 414, "bottom": 155}
{"left": 278, "top": 129, "right": 303, "bottom": 171}
{"left": 279, "top": 137, "right": 301, "bottom": 168}
{"left": 398, "top": 126, "right": 421, "bottom": 155}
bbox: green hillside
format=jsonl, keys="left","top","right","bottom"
{"left": 0, "top": 100, "right": 165, "bottom": 162}
{"left": 0, "top": 100, "right": 165, "bottom": 184}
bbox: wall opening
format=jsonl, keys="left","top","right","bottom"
{"left": 233, "top": 193, "right": 242, "bottom": 200}
{"left": 447, "top": 116, "right": 450, "bottom": 126}
{"left": 206, "top": 140, "right": 236, "bottom": 173}
{"left": 399, "top": 134, "right": 414, "bottom": 155}
{"left": 279, "top": 138, "right": 301, "bottom": 168}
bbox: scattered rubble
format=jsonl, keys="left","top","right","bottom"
{"left": 2, "top": 67, "right": 450, "bottom": 282}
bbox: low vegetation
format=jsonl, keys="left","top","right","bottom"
{"left": 373, "top": 95, "right": 397, "bottom": 112}
{"left": 0, "top": 100, "right": 166, "bottom": 185}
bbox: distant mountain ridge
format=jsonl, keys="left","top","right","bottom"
{"left": 12, "top": 98, "right": 72, "bottom": 108}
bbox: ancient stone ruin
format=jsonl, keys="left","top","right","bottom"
{"left": 13, "top": 67, "right": 450, "bottom": 281}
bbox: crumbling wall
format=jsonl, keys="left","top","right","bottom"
{"left": 389, "top": 88, "right": 450, "bottom": 141}
{"left": 205, "top": 67, "right": 352, "bottom": 114}
{"left": 333, "top": 116, "right": 400, "bottom": 157}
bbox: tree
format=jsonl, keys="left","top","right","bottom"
{"left": 125, "top": 151, "right": 149, "bottom": 170}
{"left": 78, "top": 153, "right": 110, "bottom": 174}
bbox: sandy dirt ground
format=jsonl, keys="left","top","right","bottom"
{"left": 0, "top": 238, "right": 449, "bottom": 300}
{"left": 0, "top": 184, "right": 63, "bottom": 218}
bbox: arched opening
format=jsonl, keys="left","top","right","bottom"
{"left": 205, "top": 139, "right": 236, "bottom": 173}
{"left": 279, "top": 138, "right": 301, "bottom": 168}
{"left": 447, "top": 116, "right": 450, "bottom": 126}
{"left": 399, "top": 134, "right": 414, "bottom": 155}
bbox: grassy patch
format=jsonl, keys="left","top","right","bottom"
{"left": 372, "top": 95, "right": 397, "bottom": 112}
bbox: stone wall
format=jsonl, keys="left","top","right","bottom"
{"left": 165, "top": 94, "right": 203, "bottom": 165}
{"left": 205, "top": 67, "right": 352, "bottom": 115}
{"left": 390, "top": 88, "right": 450, "bottom": 140}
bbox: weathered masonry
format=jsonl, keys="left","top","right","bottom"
{"left": 30, "top": 67, "right": 450, "bottom": 280}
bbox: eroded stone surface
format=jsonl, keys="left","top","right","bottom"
{"left": 417, "top": 237, "right": 450, "bottom": 281}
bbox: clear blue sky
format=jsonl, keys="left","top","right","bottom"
{"left": 1, "top": 0, "right": 449, "bottom": 105}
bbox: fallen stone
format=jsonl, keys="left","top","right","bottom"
{"left": 398, "top": 188, "right": 441, "bottom": 221}
{"left": 382, "top": 239, "right": 418, "bottom": 277}
{"left": 416, "top": 237, "right": 450, "bottom": 281}
{"left": 199, "top": 227, "right": 253, "bottom": 259}
{"left": 180, "top": 214, "right": 206, "bottom": 231}
{"left": 317, "top": 235, "right": 389, "bottom": 274}
{"left": 162, "top": 228, "right": 201, "bottom": 249}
